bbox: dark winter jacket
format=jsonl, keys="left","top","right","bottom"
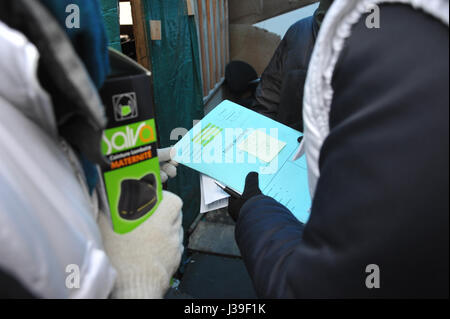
{"left": 249, "top": 15, "right": 319, "bottom": 131}
{"left": 236, "top": 4, "right": 449, "bottom": 298}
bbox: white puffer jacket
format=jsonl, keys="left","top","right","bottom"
{"left": 0, "top": 20, "right": 116, "bottom": 298}
{"left": 0, "top": 20, "right": 184, "bottom": 299}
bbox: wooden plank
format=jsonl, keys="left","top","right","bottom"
{"left": 203, "top": 0, "right": 212, "bottom": 94}
{"left": 220, "top": 0, "right": 226, "bottom": 77}
{"left": 197, "top": 0, "right": 209, "bottom": 96}
{"left": 205, "top": 0, "right": 214, "bottom": 92}
{"left": 209, "top": 0, "right": 217, "bottom": 90}
{"left": 225, "top": 0, "right": 229, "bottom": 64}
{"left": 229, "top": 0, "right": 318, "bottom": 24}
{"left": 196, "top": 0, "right": 230, "bottom": 97}
{"left": 192, "top": 0, "right": 206, "bottom": 97}
{"left": 130, "top": 0, "right": 150, "bottom": 70}
{"left": 213, "top": 0, "right": 220, "bottom": 84}
{"left": 216, "top": 0, "right": 223, "bottom": 82}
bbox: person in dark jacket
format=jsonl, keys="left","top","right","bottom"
{"left": 229, "top": 2, "right": 449, "bottom": 298}
{"left": 245, "top": 0, "right": 333, "bottom": 131}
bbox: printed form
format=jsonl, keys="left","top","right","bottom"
{"left": 173, "top": 100, "right": 311, "bottom": 223}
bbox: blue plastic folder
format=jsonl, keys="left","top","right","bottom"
{"left": 173, "top": 100, "right": 311, "bottom": 223}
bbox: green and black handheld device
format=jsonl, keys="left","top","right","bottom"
{"left": 98, "top": 49, "right": 163, "bottom": 234}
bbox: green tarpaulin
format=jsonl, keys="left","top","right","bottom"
{"left": 100, "top": 0, "right": 121, "bottom": 51}
{"left": 143, "top": 0, "right": 204, "bottom": 230}
{"left": 101, "top": 0, "right": 204, "bottom": 230}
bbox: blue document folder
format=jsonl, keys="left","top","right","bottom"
{"left": 173, "top": 100, "right": 311, "bottom": 223}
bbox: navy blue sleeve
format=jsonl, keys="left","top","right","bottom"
{"left": 237, "top": 195, "right": 305, "bottom": 297}
{"left": 236, "top": 4, "right": 449, "bottom": 298}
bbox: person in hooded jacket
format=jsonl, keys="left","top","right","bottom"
{"left": 226, "top": 1, "right": 334, "bottom": 132}
{"left": 229, "top": 0, "right": 449, "bottom": 298}
{"left": 0, "top": 0, "right": 182, "bottom": 299}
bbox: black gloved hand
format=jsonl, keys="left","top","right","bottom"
{"left": 228, "top": 172, "right": 262, "bottom": 222}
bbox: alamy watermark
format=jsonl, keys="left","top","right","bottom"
{"left": 65, "top": 4, "right": 80, "bottom": 29}
{"left": 64, "top": 2, "right": 380, "bottom": 31}
{"left": 365, "top": 264, "right": 381, "bottom": 289}
{"left": 365, "top": 4, "right": 381, "bottom": 29}
{"left": 65, "top": 264, "right": 80, "bottom": 289}
{"left": 169, "top": 124, "right": 284, "bottom": 175}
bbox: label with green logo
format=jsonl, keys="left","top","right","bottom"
{"left": 121, "top": 105, "right": 132, "bottom": 117}
{"left": 102, "top": 119, "right": 157, "bottom": 156}
{"left": 100, "top": 119, "right": 162, "bottom": 234}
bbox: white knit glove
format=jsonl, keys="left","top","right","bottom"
{"left": 98, "top": 191, "right": 184, "bottom": 299}
{"left": 158, "top": 147, "right": 178, "bottom": 183}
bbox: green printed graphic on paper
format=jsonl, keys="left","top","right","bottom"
{"left": 192, "top": 123, "right": 223, "bottom": 147}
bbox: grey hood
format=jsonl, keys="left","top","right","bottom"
{"left": 0, "top": 20, "right": 57, "bottom": 136}
{"left": 0, "top": 0, "right": 108, "bottom": 165}
{"left": 0, "top": 20, "right": 116, "bottom": 298}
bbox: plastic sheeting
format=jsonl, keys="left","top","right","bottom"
{"left": 100, "top": 0, "right": 121, "bottom": 51}
{"left": 143, "top": 0, "right": 204, "bottom": 230}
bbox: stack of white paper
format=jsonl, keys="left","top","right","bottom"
{"left": 200, "top": 174, "right": 230, "bottom": 213}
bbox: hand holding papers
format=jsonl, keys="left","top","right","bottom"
{"left": 174, "top": 100, "right": 311, "bottom": 223}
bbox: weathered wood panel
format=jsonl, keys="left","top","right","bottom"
{"left": 229, "top": 0, "right": 318, "bottom": 24}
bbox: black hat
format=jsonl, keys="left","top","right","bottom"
{"left": 225, "top": 60, "right": 258, "bottom": 95}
